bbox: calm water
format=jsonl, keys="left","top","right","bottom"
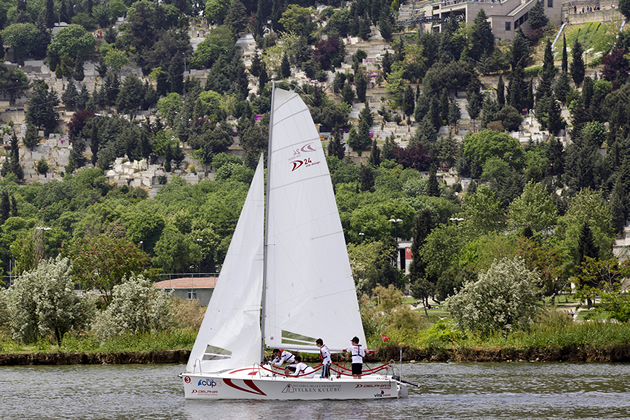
{"left": 1, "top": 362, "right": 630, "bottom": 419}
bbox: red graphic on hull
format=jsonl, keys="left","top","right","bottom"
{"left": 224, "top": 379, "right": 267, "bottom": 396}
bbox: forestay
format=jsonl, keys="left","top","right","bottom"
{"left": 186, "top": 156, "right": 265, "bottom": 373}
{"left": 264, "top": 89, "right": 366, "bottom": 353}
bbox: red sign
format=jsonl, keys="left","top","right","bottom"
{"left": 405, "top": 247, "right": 412, "bottom": 260}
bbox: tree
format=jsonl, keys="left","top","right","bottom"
{"left": 0, "top": 65, "right": 30, "bottom": 106}
{"left": 466, "top": 74, "right": 482, "bottom": 122}
{"left": 497, "top": 75, "right": 505, "bottom": 106}
{"left": 23, "top": 123, "right": 40, "bottom": 149}
{"left": 529, "top": 0, "right": 549, "bottom": 30}
{"left": 36, "top": 159, "right": 49, "bottom": 177}
{"left": 355, "top": 71, "right": 368, "bottom": 103}
{"left": 224, "top": 0, "right": 248, "bottom": 36}
{"left": 116, "top": 75, "right": 144, "bottom": 117}
{"left": 1, "top": 23, "right": 42, "bottom": 64}
{"left": 379, "top": 15, "right": 393, "bottom": 42}
{"left": 469, "top": 8, "right": 494, "bottom": 62}
{"left": 152, "top": 224, "right": 201, "bottom": 273}
{"left": 61, "top": 78, "right": 78, "bottom": 110}
{"left": 571, "top": 39, "right": 585, "bottom": 87}
{"left": 205, "top": 0, "right": 231, "bottom": 24}
{"left": 328, "top": 128, "right": 345, "bottom": 160}
{"left": 619, "top": 0, "right": 630, "bottom": 20}
{"left": 463, "top": 129, "right": 524, "bottom": 168}
{"left": 4, "top": 256, "right": 89, "bottom": 346}
{"left": 444, "top": 257, "right": 540, "bottom": 335}
{"left": 402, "top": 84, "right": 415, "bottom": 121}
{"left": 278, "top": 4, "right": 315, "bottom": 38}
{"left": 1, "top": 133, "right": 23, "bottom": 180}
{"left": 409, "top": 208, "right": 435, "bottom": 312}
{"left": 91, "top": 275, "right": 172, "bottom": 341}
{"left": 63, "top": 234, "right": 152, "bottom": 304}
{"left": 359, "top": 164, "right": 375, "bottom": 192}
{"left": 508, "top": 181, "right": 558, "bottom": 234}
{"left": 280, "top": 53, "right": 291, "bottom": 79}
{"left": 26, "top": 80, "right": 59, "bottom": 133}
{"left": 561, "top": 35, "right": 568, "bottom": 73}
{"left": 46, "top": 24, "right": 96, "bottom": 72}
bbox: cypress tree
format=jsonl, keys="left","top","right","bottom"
{"left": 0, "top": 191, "right": 10, "bottom": 223}
{"left": 571, "top": 39, "right": 585, "bottom": 87}
{"left": 359, "top": 164, "right": 375, "bottom": 192}
{"left": 562, "top": 34, "right": 568, "bottom": 73}
{"left": 409, "top": 208, "right": 435, "bottom": 313}
{"left": 497, "top": 75, "right": 505, "bottom": 106}
{"left": 368, "top": 138, "right": 381, "bottom": 166}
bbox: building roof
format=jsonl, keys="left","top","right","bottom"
{"left": 154, "top": 277, "right": 218, "bottom": 289}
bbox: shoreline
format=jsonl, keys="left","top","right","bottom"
{"left": 2, "top": 344, "right": 630, "bottom": 366}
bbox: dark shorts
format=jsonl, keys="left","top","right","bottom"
{"left": 352, "top": 363, "right": 362, "bottom": 375}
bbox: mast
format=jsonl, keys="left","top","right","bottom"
{"left": 261, "top": 82, "right": 277, "bottom": 363}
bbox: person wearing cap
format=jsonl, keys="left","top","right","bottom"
{"left": 316, "top": 338, "right": 331, "bottom": 378}
{"left": 349, "top": 336, "right": 365, "bottom": 379}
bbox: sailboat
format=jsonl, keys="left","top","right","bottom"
{"left": 180, "top": 87, "right": 409, "bottom": 400}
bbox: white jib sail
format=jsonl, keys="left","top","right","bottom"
{"left": 186, "top": 155, "right": 265, "bottom": 373}
{"left": 264, "top": 88, "right": 366, "bottom": 353}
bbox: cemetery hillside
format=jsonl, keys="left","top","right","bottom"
{"left": 2, "top": 0, "right": 630, "bottom": 364}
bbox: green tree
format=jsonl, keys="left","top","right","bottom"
{"left": 278, "top": 4, "right": 314, "bottom": 38}
{"left": 205, "top": 0, "right": 231, "bottom": 24}
{"left": 508, "top": 181, "right": 558, "bottom": 234}
{"left": 280, "top": 53, "right": 291, "bottom": 79}
{"left": 444, "top": 257, "right": 540, "bottom": 335}
{"left": 224, "top": 0, "right": 248, "bottom": 36}
{"left": 46, "top": 24, "right": 96, "bottom": 72}
{"left": 23, "top": 123, "right": 40, "bottom": 149}
{"left": 26, "top": 81, "right": 59, "bottom": 133}
{"left": 463, "top": 129, "right": 524, "bottom": 168}
{"left": 468, "top": 8, "right": 494, "bottom": 62}
{"left": 571, "top": 39, "right": 585, "bottom": 87}
{"left": 4, "top": 256, "right": 90, "bottom": 346}
{"left": 116, "top": 74, "right": 144, "bottom": 117}
{"left": 153, "top": 224, "right": 201, "bottom": 273}
{"left": 528, "top": 0, "right": 549, "bottom": 30}
{"left": 619, "top": 0, "right": 630, "bottom": 20}
{"left": 63, "top": 234, "right": 152, "bottom": 304}
{"left": 0, "top": 65, "right": 30, "bottom": 106}
{"left": 409, "top": 208, "right": 435, "bottom": 312}
{"left": 1, "top": 23, "right": 41, "bottom": 64}
{"left": 36, "top": 158, "right": 49, "bottom": 177}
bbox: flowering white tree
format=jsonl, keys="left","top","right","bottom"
{"left": 444, "top": 257, "right": 541, "bottom": 336}
{"left": 5, "top": 256, "right": 90, "bottom": 346}
{"left": 92, "top": 275, "right": 173, "bottom": 341}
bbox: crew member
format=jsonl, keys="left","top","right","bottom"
{"left": 316, "top": 338, "right": 331, "bottom": 378}
{"left": 271, "top": 348, "right": 296, "bottom": 371}
{"left": 293, "top": 355, "right": 316, "bottom": 378}
{"left": 349, "top": 336, "right": 365, "bottom": 379}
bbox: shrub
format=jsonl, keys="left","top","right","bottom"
{"left": 92, "top": 275, "right": 174, "bottom": 342}
{"left": 444, "top": 257, "right": 541, "bottom": 336}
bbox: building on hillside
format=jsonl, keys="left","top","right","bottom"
{"left": 423, "top": 0, "right": 562, "bottom": 41}
{"left": 154, "top": 277, "right": 217, "bottom": 307}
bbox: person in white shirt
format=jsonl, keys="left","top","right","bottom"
{"left": 349, "top": 336, "right": 365, "bottom": 379}
{"left": 293, "top": 355, "right": 316, "bottom": 378}
{"left": 271, "top": 349, "right": 296, "bottom": 372}
{"left": 316, "top": 338, "right": 331, "bottom": 378}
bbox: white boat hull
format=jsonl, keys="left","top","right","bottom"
{"left": 181, "top": 367, "right": 409, "bottom": 400}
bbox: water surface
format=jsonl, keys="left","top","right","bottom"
{"left": 1, "top": 362, "right": 629, "bottom": 419}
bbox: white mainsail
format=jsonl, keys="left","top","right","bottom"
{"left": 186, "top": 156, "right": 265, "bottom": 373}
{"left": 264, "top": 88, "right": 366, "bottom": 353}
